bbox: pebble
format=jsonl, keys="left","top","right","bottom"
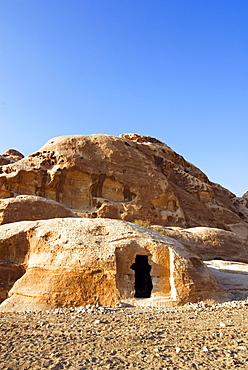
{"left": 1, "top": 300, "right": 248, "bottom": 370}
{"left": 8, "top": 297, "right": 248, "bottom": 317}
{"left": 220, "top": 322, "right": 227, "bottom": 327}
{"left": 237, "top": 346, "right": 247, "bottom": 350}
{"left": 135, "top": 350, "right": 146, "bottom": 355}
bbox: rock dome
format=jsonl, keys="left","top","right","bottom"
{"left": 0, "top": 218, "right": 227, "bottom": 312}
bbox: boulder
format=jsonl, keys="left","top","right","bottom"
{"left": 150, "top": 225, "right": 248, "bottom": 263}
{"left": 0, "top": 134, "right": 247, "bottom": 239}
{"left": 0, "top": 149, "right": 24, "bottom": 165}
{"left": 0, "top": 218, "right": 227, "bottom": 312}
{"left": 0, "top": 195, "right": 78, "bottom": 225}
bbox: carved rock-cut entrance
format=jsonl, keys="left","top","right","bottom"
{"left": 0, "top": 218, "right": 228, "bottom": 312}
{"left": 130, "top": 255, "right": 153, "bottom": 298}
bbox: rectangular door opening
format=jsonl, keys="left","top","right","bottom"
{"left": 130, "top": 255, "right": 153, "bottom": 298}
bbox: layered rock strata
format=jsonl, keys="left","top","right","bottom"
{"left": 0, "top": 218, "right": 226, "bottom": 312}
{"left": 0, "top": 134, "right": 247, "bottom": 239}
{"left": 0, "top": 195, "right": 78, "bottom": 225}
{"left": 150, "top": 225, "right": 248, "bottom": 263}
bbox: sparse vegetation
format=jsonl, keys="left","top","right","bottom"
{"left": 133, "top": 220, "right": 151, "bottom": 228}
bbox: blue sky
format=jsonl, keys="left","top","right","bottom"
{"left": 1, "top": 0, "right": 247, "bottom": 196}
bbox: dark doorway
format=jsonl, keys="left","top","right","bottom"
{"left": 130, "top": 255, "right": 153, "bottom": 298}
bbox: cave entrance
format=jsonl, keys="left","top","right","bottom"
{"left": 130, "top": 255, "right": 153, "bottom": 298}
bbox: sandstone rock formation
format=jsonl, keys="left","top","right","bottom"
{"left": 0, "top": 134, "right": 247, "bottom": 311}
{"left": 243, "top": 190, "right": 248, "bottom": 199}
{"left": 0, "top": 218, "right": 227, "bottom": 312}
{"left": 150, "top": 225, "right": 248, "bottom": 263}
{"left": 0, "top": 195, "right": 78, "bottom": 225}
{"left": 0, "top": 134, "right": 247, "bottom": 240}
{"left": 232, "top": 190, "right": 248, "bottom": 224}
{"left": 0, "top": 149, "right": 24, "bottom": 165}
{"left": 205, "top": 260, "right": 248, "bottom": 300}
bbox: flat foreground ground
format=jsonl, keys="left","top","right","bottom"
{"left": 0, "top": 300, "right": 247, "bottom": 370}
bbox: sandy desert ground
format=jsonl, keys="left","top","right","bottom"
{"left": 0, "top": 299, "right": 247, "bottom": 370}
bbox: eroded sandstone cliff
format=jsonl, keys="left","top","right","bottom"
{"left": 0, "top": 134, "right": 247, "bottom": 238}
{"left": 0, "top": 134, "right": 247, "bottom": 310}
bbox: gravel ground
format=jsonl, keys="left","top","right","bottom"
{"left": 0, "top": 300, "right": 247, "bottom": 370}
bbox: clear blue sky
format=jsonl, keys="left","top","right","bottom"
{"left": 1, "top": 0, "right": 247, "bottom": 196}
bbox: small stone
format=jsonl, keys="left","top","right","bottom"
{"left": 135, "top": 350, "right": 146, "bottom": 355}
{"left": 175, "top": 347, "right": 181, "bottom": 353}
{"left": 202, "top": 346, "right": 209, "bottom": 352}
{"left": 220, "top": 322, "right": 226, "bottom": 327}
{"left": 238, "top": 346, "right": 247, "bottom": 350}
{"left": 52, "top": 362, "right": 64, "bottom": 369}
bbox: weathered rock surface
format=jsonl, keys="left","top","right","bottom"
{"left": 0, "top": 195, "right": 78, "bottom": 225}
{"left": 205, "top": 260, "right": 248, "bottom": 300}
{"left": 0, "top": 134, "right": 247, "bottom": 310}
{"left": 232, "top": 190, "right": 248, "bottom": 224}
{"left": 150, "top": 225, "right": 248, "bottom": 263}
{"left": 0, "top": 217, "right": 226, "bottom": 312}
{"left": 0, "top": 134, "right": 247, "bottom": 238}
{"left": 0, "top": 149, "right": 24, "bottom": 165}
